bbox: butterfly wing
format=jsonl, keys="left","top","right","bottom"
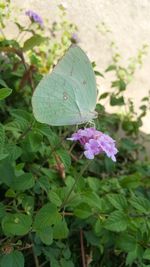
{"left": 32, "top": 46, "right": 97, "bottom": 126}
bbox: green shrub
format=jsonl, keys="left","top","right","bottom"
{"left": 0, "top": 2, "right": 150, "bottom": 267}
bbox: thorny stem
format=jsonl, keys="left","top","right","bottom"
{"left": 60, "top": 160, "right": 91, "bottom": 210}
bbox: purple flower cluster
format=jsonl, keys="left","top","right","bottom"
{"left": 25, "top": 10, "right": 43, "bottom": 26}
{"left": 68, "top": 128, "right": 118, "bottom": 161}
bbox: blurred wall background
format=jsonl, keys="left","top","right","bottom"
{"left": 10, "top": 0, "right": 150, "bottom": 133}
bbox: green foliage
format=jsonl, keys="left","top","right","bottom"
{"left": 0, "top": 1, "right": 150, "bottom": 267}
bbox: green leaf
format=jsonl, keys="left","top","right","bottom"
{"left": 0, "top": 79, "right": 8, "bottom": 88}
{"left": 120, "top": 173, "right": 141, "bottom": 189}
{"left": 86, "top": 177, "right": 101, "bottom": 192}
{"left": 116, "top": 234, "right": 137, "bottom": 252}
{"left": 6, "top": 144, "right": 22, "bottom": 161}
{"left": 0, "top": 159, "right": 15, "bottom": 186}
{"left": 0, "top": 202, "right": 6, "bottom": 220}
{"left": 38, "top": 226, "right": 53, "bottom": 245}
{"left": 129, "top": 196, "right": 150, "bottom": 214}
{"left": 104, "top": 211, "right": 128, "bottom": 232}
{"left": 0, "top": 123, "right": 5, "bottom": 149}
{"left": 0, "top": 250, "right": 24, "bottom": 267}
{"left": 2, "top": 213, "right": 32, "bottom": 236}
{"left": 57, "top": 149, "right": 71, "bottom": 170}
{"left": 37, "top": 176, "right": 50, "bottom": 192}
{"left": 0, "top": 88, "right": 12, "bottom": 100}
{"left": 143, "top": 248, "right": 150, "bottom": 260}
{"left": 99, "top": 92, "right": 109, "bottom": 100}
{"left": 94, "top": 70, "right": 104, "bottom": 77}
{"left": 33, "top": 203, "right": 61, "bottom": 230}
{"left": 110, "top": 94, "right": 125, "bottom": 106}
{"left": 74, "top": 203, "right": 92, "bottom": 219}
{"left": 105, "top": 65, "right": 116, "bottom": 72}
{"left": 28, "top": 132, "right": 43, "bottom": 152}
{"left": 107, "top": 193, "right": 128, "bottom": 210}
{"left": 111, "top": 80, "right": 126, "bottom": 91}
{"left": 48, "top": 191, "right": 62, "bottom": 206}
{"left": 11, "top": 173, "right": 35, "bottom": 191}
{"left": 84, "top": 230, "right": 101, "bottom": 247}
{"left": 0, "top": 123, "right": 7, "bottom": 160}
{"left": 94, "top": 219, "right": 103, "bottom": 235}
{"left": 126, "top": 245, "right": 143, "bottom": 266}
{"left": 23, "top": 34, "right": 46, "bottom": 52}
{"left": 81, "top": 191, "right": 102, "bottom": 210}
{"left": 60, "top": 259, "right": 74, "bottom": 267}
{"left": 53, "top": 219, "right": 69, "bottom": 239}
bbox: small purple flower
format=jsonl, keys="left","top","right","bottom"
{"left": 71, "top": 33, "right": 80, "bottom": 44}
{"left": 25, "top": 10, "right": 43, "bottom": 26}
{"left": 67, "top": 128, "right": 118, "bottom": 161}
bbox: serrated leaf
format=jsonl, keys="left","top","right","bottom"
{"left": 120, "top": 173, "right": 141, "bottom": 189}
{"left": 82, "top": 191, "right": 102, "bottom": 210}
{"left": 53, "top": 219, "right": 69, "bottom": 239}
{"left": 116, "top": 234, "right": 137, "bottom": 252}
{"left": 107, "top": 193, "right": 128, "bottom": 210}
{"left": 6, "top": 144, "right": 22, "bottom": 161}
{"left": 33, "top": 203, "right": 61, "bottom": 230}
{"left": 37, "top": 226, "right": 53, "bottom": 245}
{"left": 0, "top": 250, "right": 24, "bottom": 267}
{"left": 143, "top": 248, "right": 150, "bottom": 260}
{"left": 0, "top": 159, "right": 15, "bottom": 186}
{"left": 104, "top": 211, "right": 128, "bottom": 232}
{"left": 0, "top": 123, "right": 7, "bottom": 160}
{"left": 11, "top": 173, "right": 35, "bottom": 191}
{"left": 48, "top": 191, "right": 62, "bottom": 206}
{"left": 38, "top": 176, "right": 50, "bottom": 192}
{"left": 28, "top": 132, "right": 43, "bottom": 152}
{"left": 129, "top": 196, "right": 150, "bottom": 214}
{"left": 126, "top": 245, "right": 143, "bottom": 266}
{"left": 86, "top": 177, "right": 101, "bottom": 192}
{"left": 0, "top": 88, "right": 12, "bottom": 100}
{"left": 57, "top": 149, "right": 71, "bottom": 169}
{"left": 2, "top": 213, "right": 32, "bottom": 236}
{"left": 74, "top": 203, "right": 92, "bottom": 218}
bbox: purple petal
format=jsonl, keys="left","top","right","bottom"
{"left": 84, "top": 150, "right": 94, "bottom": 159}
{"left": 67, "top": 128, "right": 118, "bottom": 161}
{"left": 25, "top": 10, "right": 43, "bottom": 26}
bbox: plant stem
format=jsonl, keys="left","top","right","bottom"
{"left": 80, "top": 229, "right": 87, "bottom": 267}
{"left": 60, "top": 160, "right": 91, "bottom": 209}
{"left": 17, "top": 119, "right": 35, "bottom": 143}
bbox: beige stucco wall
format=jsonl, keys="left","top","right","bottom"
{"left": 9, "top": 0, "right": 150, "bottom": 133}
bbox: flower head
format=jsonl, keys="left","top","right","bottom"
{"left": 67, "top": 127, "right": 118, "bottom": 161}
{"left": 25, "top": 10, "right": 43, "bottom": 26}
{"left": 71, "top": 33, "right": 80, "bottom": 44}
